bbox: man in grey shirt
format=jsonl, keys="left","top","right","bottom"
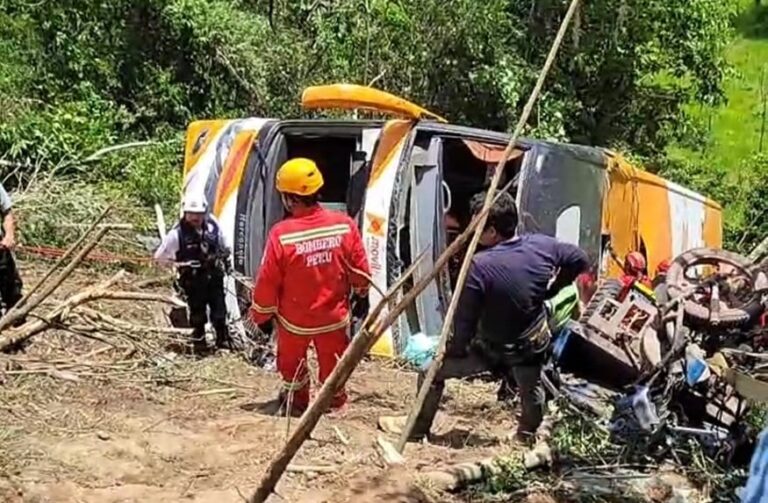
{"left": 0, "top": 183, "right": 23, "bottom": 318}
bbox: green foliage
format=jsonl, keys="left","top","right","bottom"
{"left": 14, "top": 178, "right": 154, "bottom": 251}
{"left": 0, "top": 0, "right": 753, "bottom": 246}
{"left": 745, "top": 402, "right": 768, "bottom": 431}
{"left": 657, "top": 153, "right": 768, "bottom": 253}
{"left": 664, "top": 0, "right": 768, "bottom": 254}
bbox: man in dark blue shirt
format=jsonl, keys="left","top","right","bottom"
{"left": 411, "top": 191, "right": 590, "bottom": 442}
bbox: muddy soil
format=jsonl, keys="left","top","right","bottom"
{"left": 0, "top": 262, "right": 519, "bottom": 503}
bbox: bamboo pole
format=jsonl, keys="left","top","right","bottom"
{"left": 0, "top": 206, "right": 111, "bottom": 329}
{"left": 0, "top": 225, "right": 113, "bottom": 332}
{"left": 395, "top": 0, "right": 583, "bottom": 453}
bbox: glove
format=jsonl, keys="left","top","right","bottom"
{"left": 351, "top": 293, "right": 370, "bottom": 319}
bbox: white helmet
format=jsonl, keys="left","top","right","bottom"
{"left": 182, "top": 194, "right": 208, "bottom": 214}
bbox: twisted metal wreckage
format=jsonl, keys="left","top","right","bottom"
{"left": 543, "top": 244, "right": 768, "bottom": 470}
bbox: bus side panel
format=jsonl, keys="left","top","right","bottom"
{"left": 184, "top": 120, "right": 228, "bottom": 176}
{"left": 607, "top": 161, "right": 721, "bottom": 279}
{"left": 604, "top": 159, "right": 640, "bottom": 278}
{"left": 703, "top": 204, "right": 723, "bottom": 249}
{"left": 665, "top": 181, "right": 709, "bottom": 263}
{"left": 182, "top": 118, "right": 271, "bottom": 254}
{"left": 364, "top": 120, "right": 416, "bottom": 358}
{"left": 635, "top": 180, "right": 674, "bottom": 276}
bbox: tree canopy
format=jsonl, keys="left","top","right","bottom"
{"left": 1, "top": 0, "right": 760, "bottom": 248}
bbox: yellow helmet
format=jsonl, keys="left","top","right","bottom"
{"left": 276, "top": 158, "right": 324, "bottom": 196}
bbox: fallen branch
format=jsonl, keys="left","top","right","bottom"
{"left": 186, "top": 388, "right": 240, "bottom": 397}
{"left": 0, "top": 207, "right": 112, "bottom": 331}
{"left": 286, "top": 464, "right": 338, "bottom": 474}
{"left": 74, "top": 307, "right": 192, "bottom": 337}
{"left": 130, "top": 274, "right": 174, "bottom": 289}
{"left": 0, "top": 271, "right": 191, "bottom": 351}
{"left": 0, "top": 271, "right": 126, "bottom": 350}
{"left": 94, "top": 291, "right": 187, "bottom": 308}
{"left": 333, "top": 426, "right": 349, "bottom": 446}
{"left": 0, "top": 226, "right": 114, "bottom": 332}
{"left": 81, "top": 141, "right": 157, "bottom": 163}
{"left": 425, "top": 413, "right": 558, "bottom": 491}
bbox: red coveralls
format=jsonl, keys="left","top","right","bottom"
{"left": 250, "top": 205, "right": 370, "bottom": 411}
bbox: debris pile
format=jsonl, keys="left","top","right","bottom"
{"left": 430, "top": 245, "right": 768, "bottom": 500}
{"left": 0, "top": 209, "right": 190, "bottom": 355}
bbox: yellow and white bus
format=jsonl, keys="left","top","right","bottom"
{"left": 180, "top": 84, "right": 722, "bottom": 358}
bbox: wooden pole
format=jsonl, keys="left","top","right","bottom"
{"left": 0, "top": 225, "right": 112, "bottom": 332}
{"left": 760, "top": 65, "right": 766, "bottom": 153}
{"left": 0, "top": 206, "right": 111, "bottom": 327}
{"left": 395, "top": 0, "right": 583, "bottom": 453}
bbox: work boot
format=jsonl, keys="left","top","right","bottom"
{"left": 277, "top": 391, "right": 306, "bottom": 418}
{"left": 213, "top": 322, "right": 231, "bottom": 350}
{"left": 511, "top": 429, "right": 537, "bottom": 447}
{"left": 189, "top": 328, "right": 209, "bottom": 357}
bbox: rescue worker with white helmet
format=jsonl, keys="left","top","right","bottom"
{"left": 250, "top": 158, "right": 371, "bottom": 415}
{"left": 154, "top": 194, "right": 232, "bottom": 354}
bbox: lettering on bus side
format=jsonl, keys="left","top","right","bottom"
{"left": 235, "top": 213, "right": 247, "bottom": 269}
{"left": 366, "top": 235, "right": 383, "bottom": 278}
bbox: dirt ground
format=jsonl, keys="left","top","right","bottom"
{"left": 0, "top": 261, "right": 520, "bottom": 503}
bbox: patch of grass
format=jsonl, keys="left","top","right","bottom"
{"left": 670, "top": 0, "right": 768, "bottom": 172}
{"left": 745, "top": 401, "right": 768, "bottom": 431}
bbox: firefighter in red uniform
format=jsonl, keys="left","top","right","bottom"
{"left": 250, "top": 158, "right": 371, "bottom": 415}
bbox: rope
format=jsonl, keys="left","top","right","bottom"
{"left": 17, "top": 245, "right": 153, "bottom": 264}
{"left": 395, "top": 0, "right": 584, "bottom": 452}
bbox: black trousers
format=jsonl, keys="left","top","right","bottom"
{"left": 180, "top": 271, "right": 228, "bottom": 348}
{"left": 412, "top": 351, "right": 546, "bottom": 440}
{"left": 0, "top": 248, "right": 23, "bottom": 313}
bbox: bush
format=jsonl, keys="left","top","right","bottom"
{"left": 657, "top": 153, "right": 768, "bottom": 254}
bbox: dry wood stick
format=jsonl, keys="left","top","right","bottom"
{"left": 248, "top": 120, "right": 557, "bottom": 500}
{"left": 74, "top": 307, "right": 193, "bottom": 336}
{"left": 395, "top": 0, "right": 583, "bottom": 453}
{"left": 0, "top": 225, "right": 113, "bottom": 332}
{"left": 0, "top": 207, "right": 111, "bottom": 330}
{"left": 92, "top": 291, "right": 187, "bottom": 307}
{"left": 0, "top": 271, "right": 126, "bottom": 350}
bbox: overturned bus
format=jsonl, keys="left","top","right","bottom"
{"left": 180, "top": 84, "right": 723, "bottom": 358}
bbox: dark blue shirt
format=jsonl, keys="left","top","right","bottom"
{"left": 451, "top": 233, "right": 590, "bottom": 355}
